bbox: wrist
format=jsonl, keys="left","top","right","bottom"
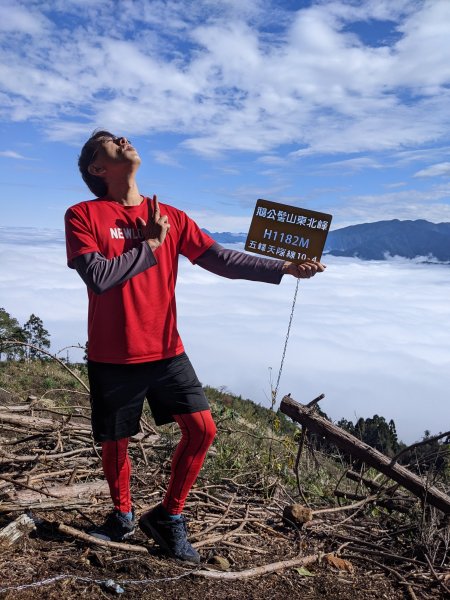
{"left": 147, "top": 239, "right": 160, "bottom": 251}
{"left": 282, "top": 261, "right": 291, "bottom": 274}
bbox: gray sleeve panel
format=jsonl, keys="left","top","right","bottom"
{"left": 71, "top": 242, "right": 157, "bottom": 294}
{"left": 194, "top": 242, "right": 284, "bottom": 284}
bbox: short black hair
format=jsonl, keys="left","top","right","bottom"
{"left": 78, "top": 129, "right": 115, "bottom": 197}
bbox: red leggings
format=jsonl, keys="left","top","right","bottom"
{"left": 101, "top": 410, "right": 216, "bottom": 515}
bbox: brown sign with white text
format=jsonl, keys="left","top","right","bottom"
{"left": 245, "top": 199, "right": 332, "bottom": 264}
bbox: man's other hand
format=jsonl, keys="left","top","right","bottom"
{"left": 137, "top": 195, "right": 170, "bottom": 251}
{"left": 282, "top": 260, "right": 326, "bottom": 279}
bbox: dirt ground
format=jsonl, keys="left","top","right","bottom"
{"left": 0, "top": 504, "right": 438, "bottom": 600}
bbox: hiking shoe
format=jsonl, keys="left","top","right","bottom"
{"left": 89, "top": 508, "right": 135, "bottom": 542}
{"left": 138, "top": 504, "right": 200, "bottom": 564}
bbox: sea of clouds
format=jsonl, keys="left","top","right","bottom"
{"left": 0, "top": 227, "right": 449, "bottom": 444}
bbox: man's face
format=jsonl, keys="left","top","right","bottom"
{"left": 88, "top": 135, "right": 141, "bottom": 176}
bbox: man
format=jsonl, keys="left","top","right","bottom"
{"left": 65, "top": 131, "right": 325, "bottom": 564}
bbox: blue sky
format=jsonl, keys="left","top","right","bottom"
{"left": 1, "top": 0, "right": 450, "bottom": 231}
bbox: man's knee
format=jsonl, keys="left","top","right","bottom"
{"left": 203, "top": 411, "right": 217, "bottom": 446}
{"left": 176, "top": 410, "right": 217, "bottom": 447}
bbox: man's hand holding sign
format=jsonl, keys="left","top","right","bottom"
{"left": 281, "top": 259, "right": 326, "bottom": 279}
{"left": 245, "top": 199, "right": 331, "bottom": 279}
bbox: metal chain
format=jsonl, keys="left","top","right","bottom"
{"left": 272, "top": 278, "right": 300, "bottom": 406}
{"left": 0, "top": 569, "right": 199, "bottom": 594}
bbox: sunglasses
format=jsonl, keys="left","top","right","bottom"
{"left": 89, "top": 136, "right": 131, "bottom": 164}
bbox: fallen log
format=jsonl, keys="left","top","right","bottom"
{"left": 280, "top": 395, "right": 450, "bottom": 514}
{"left": 14, "top": 479, "right": 109, "bottom": 503}
{"left": 0, "top": 513, "right": 36, "bottom": 547}
{"left": 0, "top": 498, "right": 104, "bottom": 512}
{"left": 0, "top": 405, "right": 35, "bottom": 413}
{"left": 0, "top": 411, "right": 91, "bottom": 434}
{"left": 0, "top": 479, "right": 109, "bottom": 512}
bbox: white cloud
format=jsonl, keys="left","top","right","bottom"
{"left": 186, "top": 211, "right": 251, "bottom": 232}
{"left": 390, "top": 145, "right": 450, "bottom": 168}
{"left": 177, "top": 254, "right": 450, "bottom": 444}
{"left": 384, "top": 182, "right": 407, "bottom": 189}
{"left": 0, "top": 3, "right": 49, "bottom": 34}
{"left": 313, "top": 156, "right": 383, "bottom": 173}
{"left": 328, "top": 183, "right": 450, "bottom": 226}
{"left": 414, "top": 162, "right": 450, "bottom": 178}
{"left": 257, "top": 155, "right": 287, "bottom": 167}
{"left": 393, "top": 0, "right": 450, "bottom": 88}
{"left": 0, "top": 0, "right": 449, "bottom": 159}
{"left": 152, "top": 150, "right": 183, "bottom": 168}
{"left": 0, "top": 150, "right": 31, "bottom": 159}
{"left": 1, "top": 230, "right": 449, "bottom": 444}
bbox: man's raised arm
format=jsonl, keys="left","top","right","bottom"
{"left": 195, "top": 242, "right": 325, "bottom": 283}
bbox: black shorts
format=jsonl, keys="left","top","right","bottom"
{"left": 87, "top": 352, "right": 210, "bottom": 442}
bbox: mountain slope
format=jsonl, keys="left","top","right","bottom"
{"left": 324, "top": 219, "right": 450, "bottom": 261}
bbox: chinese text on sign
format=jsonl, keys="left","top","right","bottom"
{"left": 245, "top": 199, "right": 333, "bottom": 264}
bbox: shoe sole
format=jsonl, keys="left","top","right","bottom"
{"left": 138, "top": 516, "right": 200, "bottom": 564}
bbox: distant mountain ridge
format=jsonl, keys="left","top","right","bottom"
{"left": 203, "top": 219, "right": 450, "bottom": 262}
{"left": 202, "top": 230, "right": 245, "bottom": 244}
{"left": 324, "top": 219, "right": 450, "bottom": 261}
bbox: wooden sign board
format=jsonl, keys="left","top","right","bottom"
{"left": 245, "top": 199, "right": 332, "bottom": 264}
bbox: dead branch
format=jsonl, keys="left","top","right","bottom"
{"left": 280, "top": 395, "right": 450, "bottom": 514}
{"left": 0, "top": 498, "right": 105, "bottom": 512}
{"left": 425, "top": 553, "right": 450, "bottom": 596}
{"left": 312, "top": 494, "right": 379, "bottom": 515}
{"left": 57, "top": 522, "right": 148, "bottom": 554}
{"left": 0, "top": 404, "right": 34, "bottom": 413}
{"left": 193, "top": 529, "right": 253, "bottom": 549}
{"left": 192, "top": 553, "right": 319, "bottom": 580}
{"left": 0, "top": 451, "right": 39, "bottom": 464}
{"left": 294, "top": 426, "right": 310, "bottom": 506}
{"left": 391, "top": 430, "right": 450, "bottom": 464}
{"left": 345, "top": 469, "right": 385, "bottom": 491}
{"left": 306, "top": 393, "right": 325, "bottom": 408}
{"left": 0, "top": 474, "right": 61, "bottom": 498}
{"left": 250, "top": 520, "right": 291, "bottom": 540}
{"left": 334, "top": 490, "right": 413, "bottom": 514}
{"left": 191, "top": 494, "right": 236, "bottom": 541}
{"left": 221, "top": 540, "right": 268, "bottom": 554}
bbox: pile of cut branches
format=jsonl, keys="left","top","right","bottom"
{"left": 0, "top": 392, "right": 160, "bottom": 513}
{"left": 0, "top": 367, "right": 449, "bottom": 599}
